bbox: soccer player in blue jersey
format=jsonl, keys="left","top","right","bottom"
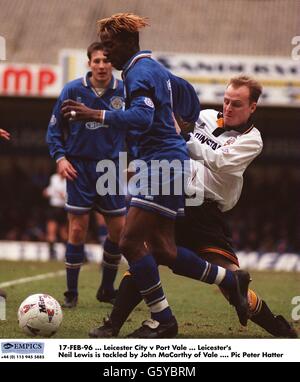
{"left": 47, "top": 42, "right": 126, "bottom": 308}
{"left": 63, "top": 14, "right": 251, "bottom": 338}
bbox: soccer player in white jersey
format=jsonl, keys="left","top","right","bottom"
{"left": 178, "top": 76, "right": 296, "bottom": 337}
{"left": 43, "top": 173, "right": 67, "bottom": 259}
{"left": 90, "top": 76, "right": 297, "bottom": 338}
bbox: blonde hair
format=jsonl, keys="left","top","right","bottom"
{"left": 97, "top": 13, "right": 149, "bottom": 36}
{"left": 228, "top": 75, "right": 263, "bottom": 103}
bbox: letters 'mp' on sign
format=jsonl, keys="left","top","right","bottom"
{"left": 0, "top": 36, "right": 6, "bottom": 61}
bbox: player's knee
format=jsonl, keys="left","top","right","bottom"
{"left": 119, "top": 236, "right": 144, "bottom": 262}
{"left": 106, "top": 215, "right": 125, "bottom": 244}
{"left": 119, "top": 237, "right": 134, "bottom": 259}
{"left": 108, "top": 226, "right": 123, "bottom": 244}
{"left": 69, "top": 225, "right": 86, "bottom": 244}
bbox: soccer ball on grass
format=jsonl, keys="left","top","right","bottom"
{"left": 18, "top": 294, "right": 63, "bottom": 337}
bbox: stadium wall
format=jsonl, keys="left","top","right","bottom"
{"left": 0, "top": 241, "right": 299, "bottom": 272}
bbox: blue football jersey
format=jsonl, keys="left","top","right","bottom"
{"left": 169, "top": 73, "right": 201, "bottom": 124}
{"left": 103, "top": 51, "right": 190, "bottom": 163}
{"left": 47, "top": 73, "right": 126, "bottom": 161}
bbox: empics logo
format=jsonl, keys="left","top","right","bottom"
{"left": 291, "top": 36, "right": 300, "bottom": 61}
{"left": 0, "top": 35, "right": 6, "bottom": 61}
{"left": 1, "top": 342, "right": 44, "bottom": 354}
{"left": 2, "top": 343, "right": 13, "bottom": 350}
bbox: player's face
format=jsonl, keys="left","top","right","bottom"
{"left": 89, "top": 50, "right": 112, "bottom": 86}
{"left": 223, "top": 85, "right": 257, "bottom": 127}
{"left": 100, "top": 31, "right": 132, "bottom": 70}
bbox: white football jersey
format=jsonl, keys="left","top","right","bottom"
{"left": 45, "top": 174, "right": 66, "bottom": 208}
{"left": 187, "top": 109, "right": 263, "bottom": 212}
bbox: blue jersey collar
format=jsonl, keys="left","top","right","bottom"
{"left": 82, "top": 72, "right": 118, "bottom": 90}
{"left": 122, "top": 50, "right": 152, "bottom": 77}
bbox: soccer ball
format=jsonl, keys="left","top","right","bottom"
{"left": 18, "top": 294, "right": 63, "bottom": 337}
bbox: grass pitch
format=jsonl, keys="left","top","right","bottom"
{"left": 0, "top": 260, "right": 299, "bottom": 338}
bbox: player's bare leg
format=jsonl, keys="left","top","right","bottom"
{"left": 46, "top": 219, "right": 58, "bottom": 260}
{"left": 94, "top": 212, "right": 107, "bottom": 244}
{"left": 200, "top": 252, "right": 297, "bottom": 338}
{"left": 90, "top": 210, "right": 253, "bottom": 338}
{"left": 62, "top": 213, "right": 89, "bottom": 308}
{"left": 90, "top": 207, "right": 179, "bottom": 338}
{"left": 96, "top": 214, "right": 125, "bottom": 304}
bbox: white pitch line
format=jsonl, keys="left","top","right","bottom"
{"left": 0, "top": 270, "right": 66, "bottom": 288}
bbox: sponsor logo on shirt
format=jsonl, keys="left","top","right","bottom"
{"left": 224, "top": 137, "right": 236, "bottom": 146}
{"left": 194, "top": 132, "right": 222, "bottom": 150}
{"left": 85, "top": 122, "right": 108, "bottom": 130}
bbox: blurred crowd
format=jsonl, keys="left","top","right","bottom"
{"left": 0, "top": 164, "right": 299, "bottom": 253}
{"left": 229, "top": 167, "right": 300, "bottom": 253}
{"left": 0, "top": 163, "right": 105, "bottom": 244}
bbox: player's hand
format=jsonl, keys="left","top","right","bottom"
{"left": 57, "top": 158, "right": 78, "bottom": 181}
{"left": 61, "top": 99, "right": 103, "bottom": 122}
{"left": 0, "top": 129, "right": 10, "bottom": 141}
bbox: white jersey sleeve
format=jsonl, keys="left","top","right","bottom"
{"left": 187, "top": 128, "right": 263, "bottom": 176}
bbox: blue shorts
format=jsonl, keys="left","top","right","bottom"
{"left": 65, "top": 158, "right": 126, "bottom": 216}
{"left": 128, "top": 159, "right": 188, "bottom": 220}
{"left": 130, "top": 195, "right": 185, "bottom": 219}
